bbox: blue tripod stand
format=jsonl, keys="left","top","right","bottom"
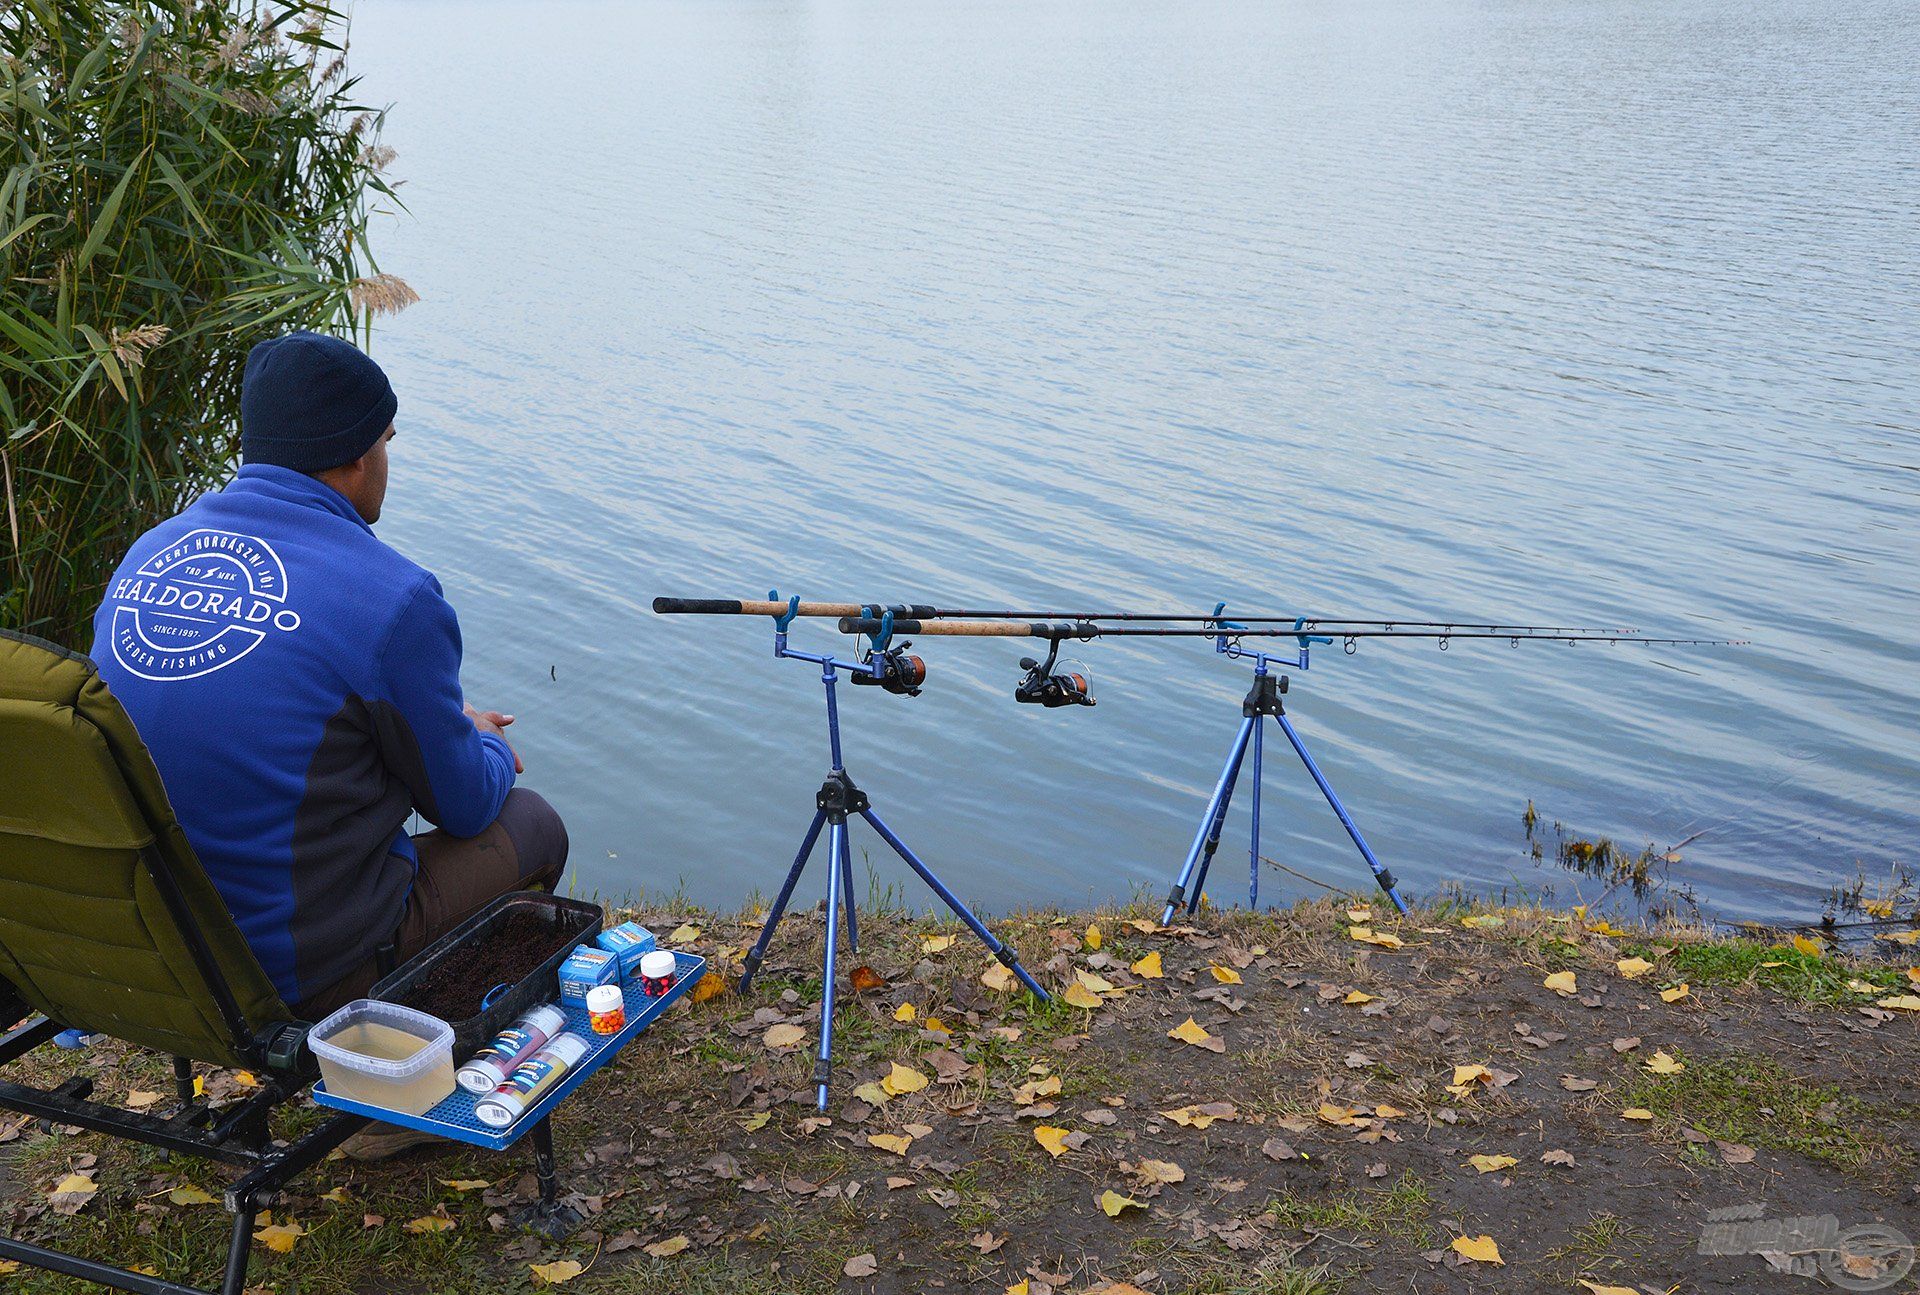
{"left": 737, "top": 597, "right": 1051, "bottom": 1110}
{"left": 1160, "top": 611, "right": 1412, "bottom": 925}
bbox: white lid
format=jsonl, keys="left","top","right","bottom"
{"left": 309, "top": 1000, "right": 453, "bottom": 1081}
{"left": 639, "top": 949, "right": 677, "bottom": 978}
{"left": 585, "top": 984, "right": 623, "bottom": 1012}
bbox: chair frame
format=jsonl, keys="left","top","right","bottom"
{"left": 0, "top": 840, "right": 369, "bottom": 1295}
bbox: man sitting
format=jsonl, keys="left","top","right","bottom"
{"left": 91, "top": 332, "right": 568, "bottom": 1036}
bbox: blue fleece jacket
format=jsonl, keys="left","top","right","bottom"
{"left": 90, "top": 465, "right": 516, "bottom": 1006}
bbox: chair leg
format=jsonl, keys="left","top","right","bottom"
{"left": 172, "top": 1057, "right": 195, "bottom": 1107}
{"left": 510, "top": 1117, "right": 583, "bottom": 1241}
{"left": 220, "top": 1200, "right": 257, "bottom": 1295}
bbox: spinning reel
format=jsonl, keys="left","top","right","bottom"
{"left": 1015, "top": 638, "right": 1095, "bottom": 708}
{"left": 848, "top": 607, "right": 927, "bottom": 696}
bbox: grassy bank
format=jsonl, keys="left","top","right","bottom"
{"left": 3, "top": 897, "right": 1916, "bottom": 1294}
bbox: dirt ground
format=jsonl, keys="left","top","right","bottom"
{"left": 3, "top": 896, "right": 1917, "bottom": 1294}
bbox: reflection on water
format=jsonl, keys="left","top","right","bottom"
{"left": 350, "top": 0, "right": 1920, "bottom": 923}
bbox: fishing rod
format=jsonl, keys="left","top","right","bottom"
{"left": 832, "top": 616, "right": 1743, "bottom": 647}
{"left": 652, "top": 596, "right": 1629, "bottom": 635}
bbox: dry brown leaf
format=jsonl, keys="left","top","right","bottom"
{"left": 763, "top": 1022, "right": 806, "bottom": 1049}
{"left": 849, "top": 965, "right": 887, "bottom": 993}
{"left": 843, "top": 1252, "right": 878, "bottom": 1277}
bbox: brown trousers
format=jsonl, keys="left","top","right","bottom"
{"left": 293, "top": 788, "right": 569, "bottom": 1021}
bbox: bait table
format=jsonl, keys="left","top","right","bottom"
{"left": 314, "top": 952, "right": 705, "bottom": 1235}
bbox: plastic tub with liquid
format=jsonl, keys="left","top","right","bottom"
{"left": 310, "top": 1000, "right": 456, "bottom": 1117}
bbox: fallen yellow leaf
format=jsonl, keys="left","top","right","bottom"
{"left": 1349, "top": 925, "right": 1405, "bottom": 949}
{"left": 893, "top": 1002, "right": 917, "bottom": 1022}
{"left": 1615, "top": 956, "right": 1654, "bottom": 979}
{"left": 1876, "top": 995, "right": 1920, "bottom": 1012}
{"left": 256, "top": 1221, "right": 306, "bottom": 1252}
{"left": 439, "top": 1178, "right": 490, "bottom": 1193}
{"left": 1346, "top": 906, "right": 1374, "bottom": 923}
{"left": 921, "top": 933, "right": 956, "bottom": 954}
{"left": 1644, "top": 1050, "right": 1684, "bottom": 1075}
{"left": 1790, "top": 933, "right": 1824, "bottom": 958}
{"left": 1317, "top": 1103, "right": 1362, "bottom": 1126}
{"left": 742, "top": 1112, "right": 770, "bottom": 1131}
{"left": 1084, "top": 923, "right": 1103, "bottom": 951}
{"left": 1209, "top": 964, "right": 1242, "bottom": 985}
{"left": 1061, "top": 982, "right": 1104, "bottom": 1010}
{"left": 1007, "top": 1283, "right": 1030, "bottom": 1295}
{"left": 981, "top": 962, "right": 1016, "bottom": 992}
{"left": 1124, "top": 918, "right": 1160, "bottom": 934}
{"left": 1099, "top": 1190, "right": 1146, "bottom": 1218}
{"left": 1450, "top": 1234, "right": 1503, "bottom": 1265}
{"left": 1621, "top": 1107, "right": 1654, "bottom": 1121}
{"left": 880, "top": 1062, "right": 928, "bottom": 1096}
{"left": 1881, "top": 929, "right": 1918, "bottom": 946}
{"left": 867, "top": 1132, "right": 912, "bottom": 1156}
{"left": 1452, "top": 1064, "right": 1493, "bottom": 1086}
{"left": 403, "top": 1212, "right": 455, "bottom": 1234}
{"left": 231, "top": 1071, "right": 259, "bottom": 1089}
{"left": 1130, "top": 950, "right": 1164, "bottom": 978}
{"left": 1467, "top": 1154, "right": 1517, "bottom": 1174}
{"left": 168, "top": 1185, "right": 217, "bottom": 1207}
{"left": 1461, "top": 913, "right": 1506, "bottom": 929}
{"left": 1845, "top": 979, "right": 1880, "bottom": 995}
{"left": 1660, "top": 983, "right": 1690, "bottom": 1003}
{"left": 1160, "top": 1103, "right": 1236, "bottom": 1129}
{"left": 1578, "top": 1282, "right": 1640, "bottom": 1295}
{"left": 1075, "top": 969, "right": 1118, "bottom": 995}
{"left": 1544, "top": 971, "right": 1578, "bottom": 996}
{"left": 1342, "top": 990, "right": 1373, "bottom": 1005}
{"left": 1034, "top": 1126, "right": 1073, "bottom": 1158}
{"left": 532, "top": 1258, "right": 588, "bottom": 1284}
{"left": 643, "top": 1235, "right": 690, "bottom": 1258}
{"left": 668, "top": 923, "right": 701, "bottom": 944}
{"left": 1167, "top": 1017, "right": 1218, "bottom": 1048}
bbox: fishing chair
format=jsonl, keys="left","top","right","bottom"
{"left": 0, "top": 627, "right": 371, "bottom": 1295}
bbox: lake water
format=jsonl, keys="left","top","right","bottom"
{"left": 349, "top": 0, "right": 1920, "bottom": 926}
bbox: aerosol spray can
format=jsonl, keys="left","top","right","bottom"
{"left": 474, "top": 1031, "right": 590, "bottom": 1129}
{"left": 456, "top": 1004, "right": 568, "bottom": 1095}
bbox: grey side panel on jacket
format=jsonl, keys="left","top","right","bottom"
{"left": 287, "top": 696, "right": 426, "bottom": 1000}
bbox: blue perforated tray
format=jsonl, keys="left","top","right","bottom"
{"left": 313, "top": 952, "right": 705, "bottom": 1150}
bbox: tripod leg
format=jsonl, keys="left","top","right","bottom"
{"left": 1187, "top": 724, "right": 1252, "bottom": 914}
{"left": 1274, "top": 714, "right": 1410, "bottom": 914}
{"left": 1249, "top": 718, "right": 1265, "bottom": 909}
{"left": 858, "top": 807, "right": 1052, "bottom": 1002}
{"left": 814, "top": 819, "right": 849, "bottom": 1111}
{"left": 740, "top": 809, "right": 826, "bottom": 994}
{"left": 838, "top": 823, "right": 858, "bottom": 955}
{"left": 1160, "top": 716, "right": 1256, "bottom": 925}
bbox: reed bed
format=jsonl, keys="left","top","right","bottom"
{"left": 1, "top": 0, "right": 406, "bottom": 644}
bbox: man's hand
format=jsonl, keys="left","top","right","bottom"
{"left": 464, "top": 701, "right": 525, "bottom": 773}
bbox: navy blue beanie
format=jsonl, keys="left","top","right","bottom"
{"left": 240, "top": 332, "right": 397, "bottom": 473}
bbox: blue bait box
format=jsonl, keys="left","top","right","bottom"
{"left": 595, "top": 922, "right": 657, "bottom": 976}
{"left": 558, "top": 945, "right": 618, "bottom": 1004}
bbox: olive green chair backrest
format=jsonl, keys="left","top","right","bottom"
{"left": 0, "top": 628, "right": 289, "bottom": 1067}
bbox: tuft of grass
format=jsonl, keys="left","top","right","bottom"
{"left": 1630, "top": 941, "right": 1905, "bottom": 1005}
{"left": 1268, "top": 1171, "right": 1435, "bottom": 1248}
{"left": 1622, "top": 1051, "right": 1902, "bottom": 1171}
